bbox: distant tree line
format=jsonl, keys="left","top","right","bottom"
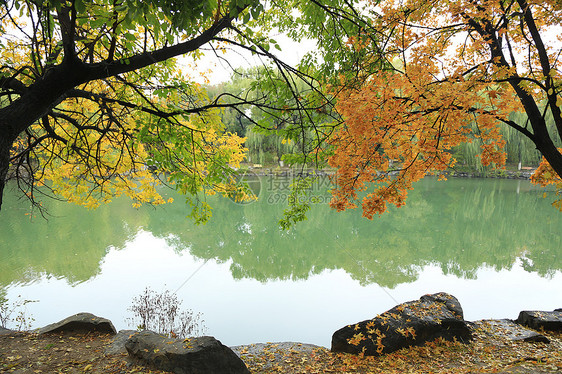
{"left": 208, "top": 69, "right": 560, "bottom": 172}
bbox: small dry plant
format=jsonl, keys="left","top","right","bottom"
{"left": 127, "top": 287, "right": 206, "bottom": 339}
{"left": 0, "top": 293, "right": 36, "bottom": 331}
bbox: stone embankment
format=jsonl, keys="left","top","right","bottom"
{"left": 247, "top": 166, "right": 537, "bottom": 180}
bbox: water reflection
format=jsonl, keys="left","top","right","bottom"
{"left": 149, "top": 177, "right": 562, "bottom": 287}
{"left": 0, "top": 188, "right": 141, "bottom": 285}
{"left": 1, "top": 178, "right": 561, "bottom": 289}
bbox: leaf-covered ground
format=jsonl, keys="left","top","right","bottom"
{"left": 1, "top": 328, "right": 561, "bottom": 373}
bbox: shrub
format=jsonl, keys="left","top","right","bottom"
{"left": 127, "top": 287, "right": 206, "bottom": 339}
{"left": 0, "top": 293, "right": 36, "bottom": 331}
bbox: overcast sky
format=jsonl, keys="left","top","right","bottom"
{"left": 179, "top": 34, "right": 316, "bottom": 85}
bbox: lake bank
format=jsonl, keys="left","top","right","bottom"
{"left": 3, "top": 297, "right": 561, "bottom": 373}
{"left": 1, "top": 324, "right": 561, "bottom": 373}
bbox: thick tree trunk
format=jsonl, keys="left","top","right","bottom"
{"left": 535, "top": 138, "right": 562, "bottom": 179}
{"left": 0, "top": 137, "right": 11, "bottom": 210}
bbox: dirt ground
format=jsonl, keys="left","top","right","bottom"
{"left": 1, "top": 328, "right": 561, "bottom": 373}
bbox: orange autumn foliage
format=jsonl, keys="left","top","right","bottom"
{"left": 328, "top": 0, "right": 562, "bottom": 218}
{"left": 531, "top": 149, "right": 562, "bottom": 210}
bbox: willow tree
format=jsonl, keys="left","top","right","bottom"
{"left": 326, "top": 0, "right": 562, "bottom": 217}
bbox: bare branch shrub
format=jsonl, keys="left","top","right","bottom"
{"left": 127, "top": 287, "right": 206, "bottom": 339}
{"left": 0, "top": 294, "right": 36, "bottom": 331}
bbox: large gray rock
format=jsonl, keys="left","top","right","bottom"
{"left": 231, "top": 342, "right": 322, "bottom": 372}
{"left": 37, "top": 312, "right": 116, "bottom": 335}
{"left": 105, "top": 330, "right": 137, "bottom": 355}
{"left": 125, "top": 331, "right": 250, "bottom": 374}
{"left": 516, "top": 309, "right": 562, "bottom": 331}
{"left": 0, "top": 326, "right": 14, "bottom": 335}
{"left": 472, "top": 319, "right": 550, "bottom": 343}
{"left": 331, "top": 292, "right": 471, "bottom": 356}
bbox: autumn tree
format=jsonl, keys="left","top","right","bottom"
{"left": 0, "top": 0, "right": 348, "bottom": 219}
{"left": 0, "top": 0, "right": 256, "bottom": 217}
{"left": 323, "top": 0, "right": 562, "bottom": 217}
{"left": 7, "top": 0, "right": 558, "bottom": 225}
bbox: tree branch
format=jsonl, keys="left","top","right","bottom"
{"left": 85, "top": 9, "right": 244, "bottom": 82}
{"left": 57, "top": 3, "right": 77, "bottom": 61}
{"left": 517, "top": 0, "right": 562, "bottom": 143}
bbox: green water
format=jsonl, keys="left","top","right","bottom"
{"left": 2, "top": 177, "right": 561, "bottom": 286}
{"left": 1, "top": 177, "right": 561, "bottom": 346}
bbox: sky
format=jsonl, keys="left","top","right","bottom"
{"left": 178, "top": 33, "right": 317, "bottom": 85}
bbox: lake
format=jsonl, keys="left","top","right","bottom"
{"left": 1, "top": 176, "right": 561, "bottom": 347}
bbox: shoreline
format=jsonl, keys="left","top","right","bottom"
{"left": 244, "top": 165, "right": 537, "bottom": 180}
{"left": 2, "top": 319, "right": 561, "bottom": 373}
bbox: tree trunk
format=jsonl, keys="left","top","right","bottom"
{"left": 536, "top": 138, "right": 562, "bottom": 179}
{"left": 0, "top": 137, "right": 10, "bottom": 210}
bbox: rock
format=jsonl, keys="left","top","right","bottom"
{"left": 230, "top": 342, "right": 322, "bottom": 358}
{"left": 105, "top": 330, "right": 137, "bottom": 355}
{"left": 125, "top": 330, "right": 250, "bottom": 374}
{"left": 472, "top": 319, "right": 550, "bottom": 343}
{"left": 0, "top": 326, "right": 14, "bottom": 335}
{"left": 516, "top": 310, "right": 562, "bottom": 331}
{"left": 331, "top": 292, "right": 471, "bottom": 356}
{"left": 230, "top": 342, "right": 322, "bottom": 371}
{"left": 37, "top": 312, "right": 116, "bottom": 335}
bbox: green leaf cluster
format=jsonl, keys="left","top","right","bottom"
{"left": 278, "top": 176, "right": 314, "bottom": 230}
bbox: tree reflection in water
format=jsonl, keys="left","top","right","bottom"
{"left": 1, "top": 177, "right": 560, "bottom": 290}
